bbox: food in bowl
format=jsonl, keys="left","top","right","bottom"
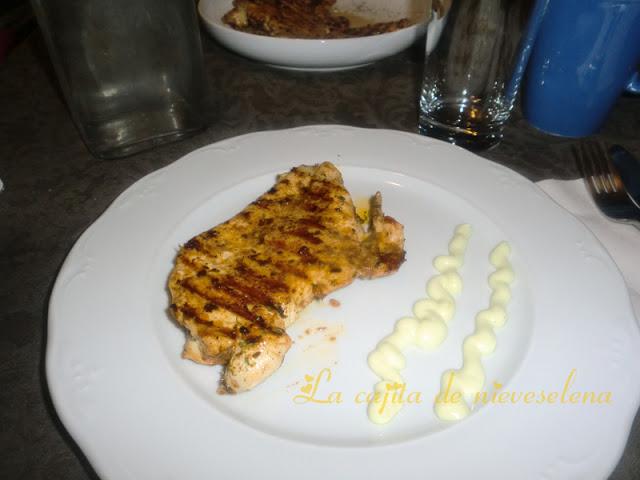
{"left": 222, "top": 0, "right": 412, "bottom": 39}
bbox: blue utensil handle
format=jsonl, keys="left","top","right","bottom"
{"left": 610, "top": 145, "right": 640, "bottom": 207}
{"left": 626, "top": 71, "right": 640, "bottom": 94}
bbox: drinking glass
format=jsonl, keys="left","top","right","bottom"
{"left": 31, "top": 0, "right": 207, "bottom": 159}
{"left": 418, "top": 0, "right": 536, "bottom": 150}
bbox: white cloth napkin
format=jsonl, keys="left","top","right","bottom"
{"left": 537, "top": 179, "right": 640, "bottom": 317}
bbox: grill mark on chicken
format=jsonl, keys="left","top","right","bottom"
{"left": 222, "top": 274, "right": 286, "bottom": 317}
{"left": 176, "top": 305, "right": 237, "bottom": 339}
{"left": 271, "top": 260, "right": 310, "bottom": 280}
{"left": 235, "top": 260, "right": 290, "bottom": 292}
{"left": 206, "top": 277, "right": 280, "bottom": 322}
{"left": 184, "top": 237, "right": 203, "bottom": 251}
{"left": 193, "top": 321, "right": 238, "bottom": 340}
{"left": 169, "top": 162, "right": 405, "bottom": 393}
{"left": 240, "top": 256, "right": 309, "bottom": 298}
{"left": 296, "top": 217, "right": 327, "bottom": 229}
{"left": 287, "top": 228, "right": 322, "bottom": 245}
{"left": 296, "top": 245, "right": 318, "bottom": 264}
{"left": 301, "top": 186, "right": 332, "bottom": 203}
{"left": 179, "top": 278, "right": 267, "bottom": 326}
{"left": 258, "top": 217, "right": 274, "bottom": 227}
{"left": 204, "top": 302, "right": 218, "bottom": 312}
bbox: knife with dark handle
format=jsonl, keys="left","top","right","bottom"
{"left": 610, "top": 145, "right": 640, "bottom": 211}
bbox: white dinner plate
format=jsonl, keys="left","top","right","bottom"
{"left": 198, "top": 0, "right": 446, "bottom": 71}
{"left": 48, "top": 126, "right": 640, "bottom": 479}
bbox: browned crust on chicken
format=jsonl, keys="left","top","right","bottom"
{"left": 168, "top": 162, "right": 405, "bottom": 393}
{"left": 222, "top": 0, "right": 411, "bottom": 39}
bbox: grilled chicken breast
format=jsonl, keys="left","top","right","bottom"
{"left": 168, "top": 162, "right": 405, "bottom": 393}
{"left": 222, "top": 0, "right": 411, "bottom": 39}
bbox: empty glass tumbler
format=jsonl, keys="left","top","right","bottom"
{"left": 32, "top": 0, "right": 207, "bottom": 158}
{"left": 419, "top": 0, "right": 536, "bottom": 150}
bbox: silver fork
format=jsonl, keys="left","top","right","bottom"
{"left": 573, "top": 140, "right": 640, "bottom": 229}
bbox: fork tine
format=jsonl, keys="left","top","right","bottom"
{"left": 610, "top": 164, "right": 625, "bottom": 192}
{"left": 591, "top": 140, "right": 618, "bottom": 194}
{"left": 573, "top": 143, "right": 594, "bottom": 195}
{"left": 584, "top": 141, "right": 605, "bottom": 193}
{"left": 574, "top": 143, "right": 592, "bottom": 181}
{"left": 598, "top": 141, "right": 621, "bottom": 194}
{"left": 592, "top": 141, "right": 613, "bottom": 195}
{"left": 581, "top": 141, "right": 606, "bottom": 195}
{"left": 571, "top": 143, "right": 600, "bottom": 198}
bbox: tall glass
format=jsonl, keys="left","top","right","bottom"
{"left": 418, "top": 0, "right": 535, "bottom": 150}
{"left": 31, "top": 0, "right": 207, "bottom": 159}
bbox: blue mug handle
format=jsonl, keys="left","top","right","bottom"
{"left": 627, "top": 71, "right": 640, "bottom": 94}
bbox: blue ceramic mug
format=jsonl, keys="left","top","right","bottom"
{"left": 522, "top": 0, "right": 640, "bottom": 137}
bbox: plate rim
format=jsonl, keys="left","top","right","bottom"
{"left": 47, "top": 125, "right": 640, "bottom": 480}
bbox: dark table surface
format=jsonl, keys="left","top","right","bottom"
{"left": 1, "top": 28, "right": 639, "bottom": 480}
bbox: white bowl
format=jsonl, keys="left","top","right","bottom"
{"left": 198, "top": 0, "right": 446, "bottom": 71}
